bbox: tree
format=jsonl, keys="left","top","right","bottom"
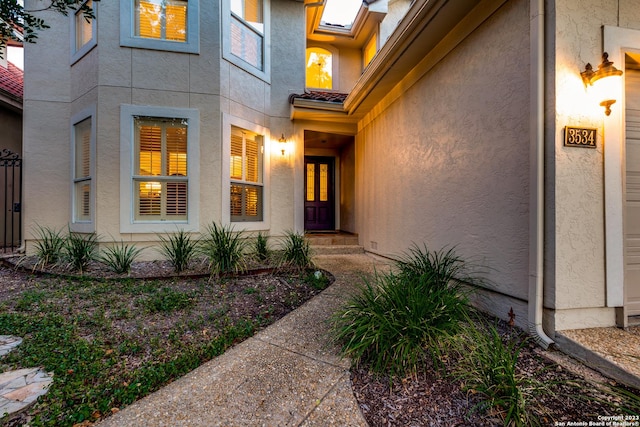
{"left": 0, "top": 0, "right": 94, "bottom": 56}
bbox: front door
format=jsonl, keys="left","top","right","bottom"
{"left": 304, "top": 156, "right": 335, "bottom": 231}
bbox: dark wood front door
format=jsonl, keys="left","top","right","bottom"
{"left": 304, "top": 156, "right": 335, "bottom": 231}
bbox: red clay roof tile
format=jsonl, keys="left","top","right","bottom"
{"left": 0, "top": 62, "right": 24, "bottom": 101}
{"left": 289, "top": 90, "right": 348, "bottom": 104}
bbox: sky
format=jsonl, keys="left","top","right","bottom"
{"left": 321, "top": 0, "right": 363, "bottom": 26}
{"left": 7, "top": 46, "right": 23, "bottom": 70}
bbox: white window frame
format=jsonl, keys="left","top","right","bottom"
{"left": 70, "top": 0, "right": 97, "bottom": 64}
{"left": 70, "top": 105, "right": 96, "bottom": 233}
{"left": 222, "top": 0, "right": 271, "bottom": 82}
{"left": 120, "top": 0, "right": 200, "bottom": 54}
{"left": 120, "top": 105, "right": 200, "bottom": 233}
{"left": 222, "top": 114, "right": 270, "bottom": 230}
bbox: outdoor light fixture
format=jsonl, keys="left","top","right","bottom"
{"left": 581, "top": 52, "right": 623, "bottom": 116}
{"left": 278, "top": 134, "right": 287, "bottom": 155}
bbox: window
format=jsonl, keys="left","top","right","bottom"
{"left": 71, "top": 0, "right": 96, "bottom": 63}
{"left": 134, "top": 118, "right": 188, "bottom": 221}
{"left": 306, "top": 47, "right": 333, "bottom": 89}
{"left": 71, "top": 106, "right": 96, "bottom": 232}
{"left": 230, "top": 126, "right": 264, "bottom": 222}
{"left": 363, "top": 32, "right": 377, "bottom": 68}
{"left": 136, "top": 0, "right": 187, "bottom": 41}
{"left": 222, "top": 0, "right": 270, "bottom": 80}
{"left": 120, "top": 0, "right": 200, "bottom": 53}
{"left": 120, "top": 105, "right": 200, "bottom": 233}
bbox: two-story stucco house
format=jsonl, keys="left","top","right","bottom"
{"left": 22, "top": 0, "right": 640, "bottom": 345}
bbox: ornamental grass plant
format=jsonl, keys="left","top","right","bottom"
{"left": 279, "top": 231, "right": 313, "bottom": 270}
{"left": 63, "top": 231, "right": 99, "bottom": 274}
{"left": 199, "top": 222, "right": 248, "bottom": 276}
{"left": 157, "top": 229, "right": 198, "bottom": 273}
{"left": 98, "top": 241, "right": 144, "bottom": 274}
{"left": 31, "top": 224, "right": 66, "bottom": 268}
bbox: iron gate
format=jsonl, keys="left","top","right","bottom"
{"left": 0, "top": 149, "right": 22, "bottom": 253}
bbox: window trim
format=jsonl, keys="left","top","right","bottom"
{"left": 70, "top": 105, "right": 96, "bottom": 232}
{"left": 120, "top": 0, "right": 200, "bottom": 54}
{"left": 222, "top": 114, "right": 270, "bottom": 230}
{"left": 120, "top": 105, "right": 200, "bottom": 233}
{"left": 70, "top": 0, "right": 97, "bottom": 64}
{"left": 222, "top": 0, "right": 271, "bottom": 82}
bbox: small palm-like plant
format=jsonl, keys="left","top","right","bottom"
{"left": 63, "top": 231, "right": 99, "bottom": 273}
{"left": 393, "top": 243, "right": 475, "bottom": 287}
{"left": 157, "top": 229, "right": 197, "bottom": 273}
{"left": 31, "top": 224, "right": 65, "bottom": 267}
{"left": 450, "top": 318, "right": 535, "bottom": 426}
{"left": 98, "top": 241, "right": 143, "bottom": 274}
{"left": 279, "top": 231, "right": 313, "bottom": 270}
{"left": 253, "top": 232, "right": 270, "bottom": 263}
{"left": 199, "top": 222, "right": 247, "bottom": 276}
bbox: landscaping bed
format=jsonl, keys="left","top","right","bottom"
{"left": 0, "top": 260, "right": 330, "bottom": 426}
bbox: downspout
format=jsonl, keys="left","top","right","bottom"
{"left": 529, "top": 0, "right": 554, "bottom": 349}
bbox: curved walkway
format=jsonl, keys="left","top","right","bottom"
{"left": 97, "top": 253, "right": 391, "bottom": 427}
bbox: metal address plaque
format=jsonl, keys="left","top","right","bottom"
{"left": 564, "top": 126, "right": 597, "bottom": 148}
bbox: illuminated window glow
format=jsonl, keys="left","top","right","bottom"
{"left": 306, "top": 47, "right": 332, "bottom": 90}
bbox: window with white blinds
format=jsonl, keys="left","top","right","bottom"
{"left": 135, "top": 0, "right": 187, "bottom": 42}
{"left": 134, "top": 117, "right": 188, "bottom": 221}
{"left": 73, "top": 117, "right": 92, "bottom": 223}
{"left": 230, "top": 126, "right": 263, "bottom": 221}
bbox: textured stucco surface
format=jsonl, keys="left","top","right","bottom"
{"left": 23, "top": 0, "right": 307, "bottom": 251}
{"left": 356, "top": 0, "right": 531, "bottom": 308}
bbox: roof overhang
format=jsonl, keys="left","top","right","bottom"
{"left": 294, "top": 0, "right": 508, "bottom": 123}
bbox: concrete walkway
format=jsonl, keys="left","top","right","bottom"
{"left": 97, "top": 253, "right": 391, "bottom": 427}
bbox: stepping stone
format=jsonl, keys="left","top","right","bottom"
{"left": 0, "top": 368, "right": 53, "bottom": 417}
{"left": 0, "top": 336, "right": 22, "bottom": 357}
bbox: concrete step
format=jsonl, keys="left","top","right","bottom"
{"left": 311, "top": 245, "right": 364, "bottom": 255}
{"left": 305, "top": 233, "right": 359, "bottom": 246}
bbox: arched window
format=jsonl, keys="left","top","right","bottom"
{"left": 306, "top": 47, "right": 333, "bottom": 90}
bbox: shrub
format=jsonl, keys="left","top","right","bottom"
{"left": 393, "top": 244, "right": 477, "bottom": 287}
{"left": 279, "top": 231, "right": 313, "bottom": 270}
{"left": 31, "top": 224, "right": 65, "bottom": 267}
{"left": 63, "top": 231, "right": 98, "bottom": 273}
{"left": 157, "top": 229, "right": 198, "bottom": 273}
{"left": 98, "top": 241, "right": 143, "bottom": 274}
{"left": 450, "top": 318, "right": 535, "bottom": 426}
{"left": 332, "top": 269, "right": 470, "bottom": 376}
{"left": 253, "top": 232, "right": 270, "bottom": 262}
{"left": 199, "top": 222, "right": 247, "bottom": 276}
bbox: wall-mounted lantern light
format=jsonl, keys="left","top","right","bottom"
{"left": 278, "top": 134, "right": 287, "bottom": 155}
{"left": 581, "top": 52, "right": 623, "bottom": 116}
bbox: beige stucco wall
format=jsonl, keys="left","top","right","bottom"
{"left": 355, "top": 0, "right": 531, "bottom": 326}
{"left": 547, "top": 0, "right": 640, "bottom": 330}
{"left": 23, "top": 0, "right": 306, "bottom": 257}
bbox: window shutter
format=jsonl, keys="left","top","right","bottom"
{"left": 230, "top": 184, "right": 243, "bottom": 217}
{"left": 138, "top": 0, "right": 162, "bottom": 39}
{"left": 139, "top": 125, "right": 162, "bottom": 176}
{"left": 166, "top": 182, "right": 188, "bottom": 216}
{"left": 230, "top": 133, "right": 243, "bottom": 180}
{"left": 166, "top": 126, "right": 188, "bottom": 176}
{"left": 166, "top": 1, "right": 188, "bottom": 41}
{"left": 245, "top": 137, "right": 258, "bottom": 182}
{"left": 138, "top": 181, "right": 162, "bottom": 216}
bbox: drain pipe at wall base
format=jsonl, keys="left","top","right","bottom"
{"left": 528, "top": 0, "right": 554, "bottom": 349}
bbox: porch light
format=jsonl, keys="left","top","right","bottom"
{"left": 278, "top": 134, "right": 287, "bottom": 155}
{"left": 581, "top": 52, "right": 623, "bottom": 116}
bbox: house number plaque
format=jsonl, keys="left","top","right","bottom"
{"left": 564, "top": 126, "right": 597, "bottom": 148}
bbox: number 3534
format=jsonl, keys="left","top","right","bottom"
{"left": 564, "top": 126, "right": 597, "bottom": 148}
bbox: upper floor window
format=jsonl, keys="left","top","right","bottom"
{"left": 136, "top": 0, "right": 187, "bottom": 41}
{"left": 71, "top": 0, "right": 96, "bottom": 63}
{"left": 306, "top": 47, "right": 332, "bottom": 90}
{"left": 120, "top": 0, "right": 200, "bottom": 53}
{"left": 363, "top": 32, "right": 377, "bottom": 68}
{"left": 222, "top": 0, "right": 270, "bottom": 81}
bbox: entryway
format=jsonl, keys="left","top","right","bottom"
{"left": 304, "top": 156, "right": 335, "bottom": 231}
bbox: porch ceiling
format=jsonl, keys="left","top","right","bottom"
{"left": 304, "top": 130, "right": 354, "bottom": 149}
